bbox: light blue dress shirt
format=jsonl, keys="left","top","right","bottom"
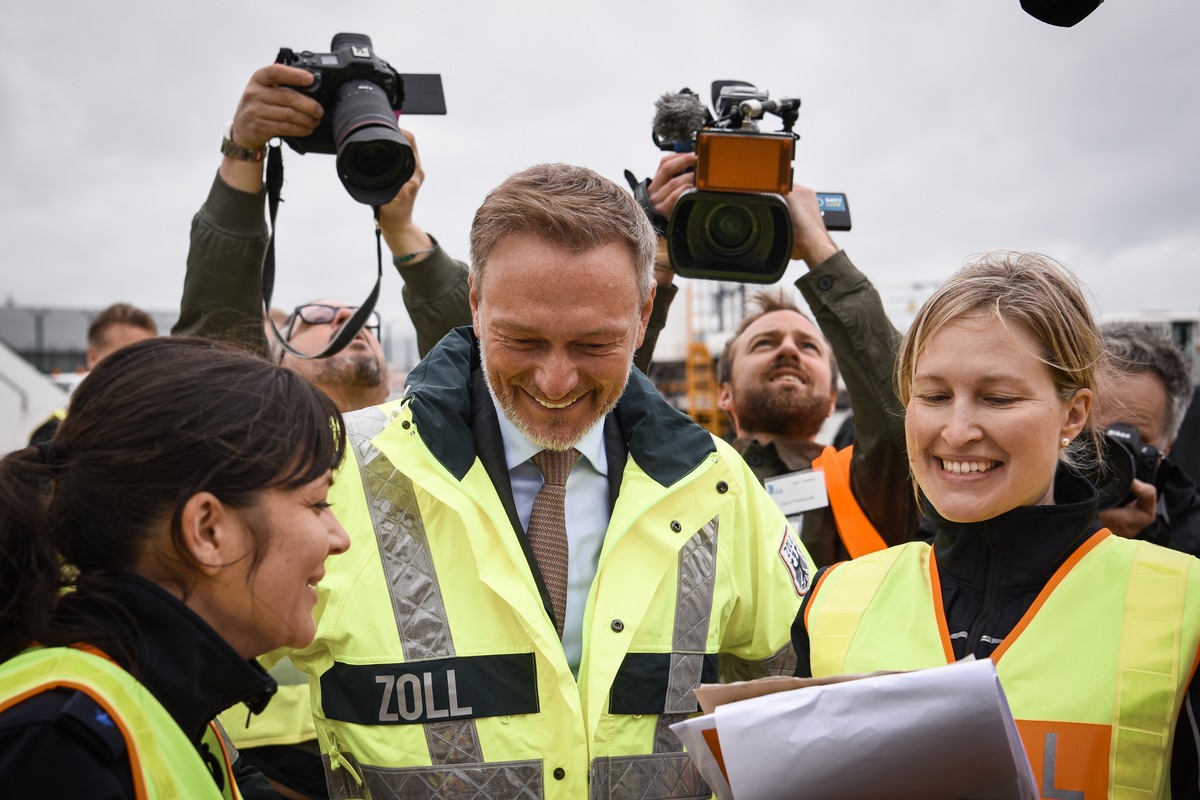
{"left": 492, "top": 399, "right": 610, "bottom": 678}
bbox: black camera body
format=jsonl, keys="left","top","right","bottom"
{"left": 1090, "top": 423, "right": 1164, "bottom": 509}
{"left": 658, "top": 81, "right": 850, "bottom": 284}
{"left": 276, "top": 33, "right": 446, "bottom": 205}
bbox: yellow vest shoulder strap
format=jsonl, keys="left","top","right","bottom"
{"left": 0, "top": 646, "right": 230, "bottom": 800}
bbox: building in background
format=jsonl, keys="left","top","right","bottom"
{"left": 646, "top": 279, "right": 1200, "bottom": 439}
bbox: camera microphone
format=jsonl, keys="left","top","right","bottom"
{"left": 738, "top": 97, "right": 800, "bottom": 118}
{"left": 653, "top": 90, "right": 708, "bottom": 151}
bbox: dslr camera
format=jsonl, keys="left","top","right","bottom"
{"left": 276, "top": 33, "right": 446, "bottom": 205}
{"left": 653, "top": 81, "right": 850, "bottom": 283}
{"left": 1088, "top": 423, "right": 1164, "bottom": 509}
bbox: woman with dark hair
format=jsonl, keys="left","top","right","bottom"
{"left": 794, "top": 252, "right": 1200, "bottom": 796}
{"left": 0, "top": 337, "right": 350, "bottom": 799}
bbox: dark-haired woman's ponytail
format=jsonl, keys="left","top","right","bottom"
{"left": 0, "top": 446, "right": 65, "bottom": 662}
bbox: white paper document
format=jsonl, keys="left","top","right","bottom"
{"left": 671, "top": 658, "right": 1036, "bottom": 800}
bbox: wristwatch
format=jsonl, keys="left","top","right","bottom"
{"left": 220, "top": 123, "right": 266, "bottom": 163}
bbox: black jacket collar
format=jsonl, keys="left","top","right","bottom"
{"left": 66, "top": 573, "right": 276, "bottom": 744}
{"left": 928, "top": 466, "right": 1103, "bottom": 592}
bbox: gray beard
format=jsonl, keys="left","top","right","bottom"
{"left": 480, "top": 343, "right": 629, "bottom": 451}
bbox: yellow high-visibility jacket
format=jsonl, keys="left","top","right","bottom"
{"left": 287, "top": 328, "right": 812, "bottom": 800}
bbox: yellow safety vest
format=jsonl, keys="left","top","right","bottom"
{"left": 805, "top": 532, "right": 1200, "bottom": 798}
{"left": 285, "top": 399, "right": 809, "bottom": 800}
{"left": 0, "top": 646, "right": 241, "bottom": 800}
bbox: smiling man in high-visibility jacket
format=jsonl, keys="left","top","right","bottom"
{"left": 282, "top": 163, "right": 812, "bottom": 800}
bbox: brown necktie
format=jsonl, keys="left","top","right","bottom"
{"left": 528, "top": 448, "right": 579, "bottom": 638}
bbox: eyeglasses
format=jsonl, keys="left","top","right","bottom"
{"left": 283, "top": 304, "right": 382, "bottom": 342}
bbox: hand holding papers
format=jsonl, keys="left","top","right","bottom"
{"left": 671, "top": 658, "right": 1036, "bottom": 800}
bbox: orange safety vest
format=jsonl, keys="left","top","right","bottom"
{"left": 810, "top": 445, "right": 887, "bottom": 558}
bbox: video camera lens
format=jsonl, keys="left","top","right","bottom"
{"left": 669, "top": 191, "right": 792, "bottom": 283}
{"left": 705, "top": 205, "right": 759, "bottom": 256}
{"left": 331, "top": 80, "right": 415, "bottom": 206}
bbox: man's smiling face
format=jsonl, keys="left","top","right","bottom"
{"left": 470, "top": 233, "right": 652, "bottom": 451}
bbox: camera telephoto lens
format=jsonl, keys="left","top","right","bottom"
{"left": 349, "top": 142, "right": 401, "bottom": 183}
{"left": 332, "top": 80, "right": 415, "bottom": 205}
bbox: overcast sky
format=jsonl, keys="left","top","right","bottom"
{"left": 3, "top": 0, "right": 1198, "bottom": 360}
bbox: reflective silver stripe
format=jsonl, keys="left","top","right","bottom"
{"left": 759, "top": 642, "right": 797, "bottom": 677}
{"left": 325, "top": 752, "right": 544, "bottom": 800}
{"left": 345, "top": 408, "right": 484, "bottom": 766}
{"left": 323, "top": 753, "right": 359, "bottom": 800}
{"left": 662, "top": 517, "right": 719, "bottom": 716}
{"left": 589, "top": 752, "right": 710, "bottom": 800}
{"left": 594, "top": 519, "right": 720, "bottom": 796}
{"left": 718, "top": 641, "right": 797, "bottom": 683}
{"left": 652, "top": 517, "right": 718, "bottom": 762}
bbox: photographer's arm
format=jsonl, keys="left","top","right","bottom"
{"left": 628, "top": 153, "right": 695, "bottom": 372}
{"left": 175, "top": 173, "right": 273, "bottom": 359}
{"left": 633, "top": 238, "right": 678, "bottom": 374}
{"left": 378, "top": 129, "right": 472, "bottom": 358}
{"left": 174, "top": 65, "right": 322, "bottom": 359}
{"left": 789, "top": 186, "right": 918, "bottom": 546}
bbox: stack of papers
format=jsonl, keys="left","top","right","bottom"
{"left": 670, "top": 658, "right": 1036, "bottom": 800}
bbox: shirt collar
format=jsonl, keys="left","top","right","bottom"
{"left": 491, "top": 394, "right": 608, "bottom": 476}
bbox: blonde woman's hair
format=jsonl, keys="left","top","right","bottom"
{"left": 896, "top": 251, "right": 1105, "bottom": 469}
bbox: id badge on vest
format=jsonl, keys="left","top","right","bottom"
{"left": 765, "top": 469, "right": 828, "bottom": 532}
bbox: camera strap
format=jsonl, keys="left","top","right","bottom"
{"left": 260, "top": 143, "right": 384, "bottom": 361}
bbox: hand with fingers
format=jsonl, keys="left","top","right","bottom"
{"left": 646, "top": 152, "right": 698, "bottom": 219}
{"left": 220, "top": 64, "right": 324, "bottom": 192}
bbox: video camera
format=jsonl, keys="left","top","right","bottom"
{"left": 1087, "top": 423, "right": 1164, "bottom": 509}
{"left": 653, "top": 80, "right": 850, "bottom": 284}
{"left": 276, "top": 33, "right": 446, "bottom": 205}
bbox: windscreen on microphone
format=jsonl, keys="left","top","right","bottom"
{"left": 653, "top": 90, "right": 708, "bottom": 151}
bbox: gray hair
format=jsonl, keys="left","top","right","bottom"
{"left": 1102, "top": 322, "right": 1194, "bottom": 445}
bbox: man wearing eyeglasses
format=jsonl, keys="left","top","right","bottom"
{"left": 275, "top": 301, "right": 389, "bottom": 412}
{"left": 174, "top": 62, "right": 472, "bottom": 417}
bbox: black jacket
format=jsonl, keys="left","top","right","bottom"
{"left": 0, "top": 574, "right": 279, "bottom": 799}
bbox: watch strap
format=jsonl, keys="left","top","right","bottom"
{"left": 220, "top": 124, "right": 266, "bottom": 163}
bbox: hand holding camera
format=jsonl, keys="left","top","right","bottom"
{"left": 220, "top": 64, "right": 325, "bottom": 193}
{"left": 1086, "top": 422, "right": 1166, "bottom": 540}
{"left": 232, "top": 65, "right": 324, "bottom": 150}
{"left": 647, "top": 152, "right": 698, "bottom": 219}
{"left": 1099, "top": 478, "right": 1159, "bottom": 540}
{"left": 377, "top": 127, "right": 436, "bottom": 264}
{"left": 784, "top": 185, "right": 840, "bottom": 268}
{"left": 265, "top": 33, "right": 446, "bottom": 206}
